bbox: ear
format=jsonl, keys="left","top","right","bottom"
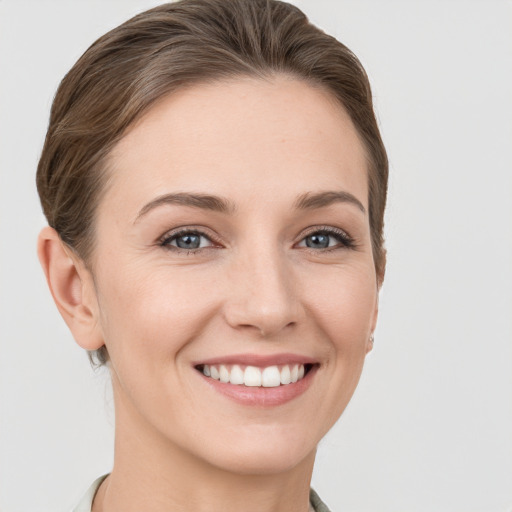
{"left": 37, "top": 226, "right": 104, "bottom": 351}
{"left": 366, "top": 290, "right": 379, "bottom": 354}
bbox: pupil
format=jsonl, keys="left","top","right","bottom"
{"left": 307, "top": 234, "right": 329, "bottom": 249}
{"left": 177, "top": 234, "right": 200, "bottom": 249}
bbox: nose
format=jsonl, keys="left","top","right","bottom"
{"left": 223, "top": 244, "right": 302, "bottom": 338}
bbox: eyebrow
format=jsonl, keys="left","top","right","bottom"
{"left": 135, "top": 192, "right": 237, "bottom": 222}
{"left": 135, "top": 189, "right": 365, "bottom": 223}
{"left": 293, "top": 190, "right": 366, "bottom": 213}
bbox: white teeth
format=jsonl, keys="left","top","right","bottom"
{"left": 229, "top": 364, "right": 244, "bottom": 385}
{"left": 244, "top": 366, "right": 262, "bottom": 387}
{"left": 280, "top": 365, "right": 291, "bottom": 385}
{"left": 210, "top": 365, "right": 220, "bottom": 380}
{"left": 201, "top": 363, "right": 308, "bottom": 387}
{"left": 262, "top": 366, "right": 281, "bottom": 387}
{"left": 219, "top": 364, "right": 230, "bottom": 383}
{"left": 290, "top": 364, "right": 299, "bottom": 383}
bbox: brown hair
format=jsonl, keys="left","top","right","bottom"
{"left": 37, "top": 0, "right": 388, "bottom": 366}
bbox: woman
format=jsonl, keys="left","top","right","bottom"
{"left": 36, "top": 0, "right": 387, "bottom": 510}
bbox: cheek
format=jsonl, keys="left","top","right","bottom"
{"left": 287, "top": 262, "right": 377, "bottom": 435}
{"left": 96, "top": 263, "right": 220, "bottom": 365}
{"left": 304, "top": 263, "right": 377, "bottom": 345}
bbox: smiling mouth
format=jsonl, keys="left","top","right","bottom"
{"left": 195, "top": 363, "right": 315, "bottom": 388}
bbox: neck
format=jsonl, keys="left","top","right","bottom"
{"left": 94, "top": 380, "right": 316, "bottom": 512}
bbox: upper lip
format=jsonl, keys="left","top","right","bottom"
{"left": 193, "top": 353, "right": 318, "bottom": 367}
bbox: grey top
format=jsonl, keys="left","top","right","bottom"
{"left": 72, "top": 474, "right": 331, "bottom": 512}
{"left": 72, "top": 475, "right": 107, "bottom": 512}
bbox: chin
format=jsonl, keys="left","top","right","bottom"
{"left": 208, "top": 448, "right": 313, "bottom": 476}
{"left": 194, "top": 426, "right": 318, "bottom": 476}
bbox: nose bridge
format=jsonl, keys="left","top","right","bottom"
{"left": 224, "top": 238, "right": 300, "bottom": 337}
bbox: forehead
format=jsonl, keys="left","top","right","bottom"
{"left": 104, "top": 76, "right": 369, "bottom": 214}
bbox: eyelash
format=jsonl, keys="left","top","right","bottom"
{"left": 158, "top": 226, "right": 356, "bottom": 255}
{"left": 159, "top": 227, "right": 222, "bottom": 255}
{"left": 297, "top": 226, "right": 356, "bottom": 252}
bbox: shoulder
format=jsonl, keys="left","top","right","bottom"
{"left": 310, "top": 487, "right": 332, "bottom": 512}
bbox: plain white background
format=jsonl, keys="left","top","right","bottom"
{"left": 1, "top": 1, "right": 511, "bottom": 511}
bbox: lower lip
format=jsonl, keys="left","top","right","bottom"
{"left": 196, "top": 365, "right": 318, "bottom": 407}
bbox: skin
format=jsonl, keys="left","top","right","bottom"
{"left": 38, "top": 75, "right": 379, "bottom": 512}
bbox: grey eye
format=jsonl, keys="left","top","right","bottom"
{"left": 162, "top": 230, "right": 214, "bottom": 251}
{"left": 304, "top": 233, "right": 331, "bottom": 249}
{"left": 297, "top": 228, "right": 354, "bottom": 250}
{"left": 175, "top": 233, "right": 201, "bottom": 249}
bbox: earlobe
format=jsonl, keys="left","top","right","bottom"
{"left": 366, "top": 334, "right": 374, "bottom": 354}
{"left": 37, "top": 226, "right": 104, "bottom": 351}
{"left": 366, "top": 291, "right": 379, "bottom": 354}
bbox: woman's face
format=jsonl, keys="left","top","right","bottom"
{"left": 89, "top": 76, "right": 378, "bottom": 474}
